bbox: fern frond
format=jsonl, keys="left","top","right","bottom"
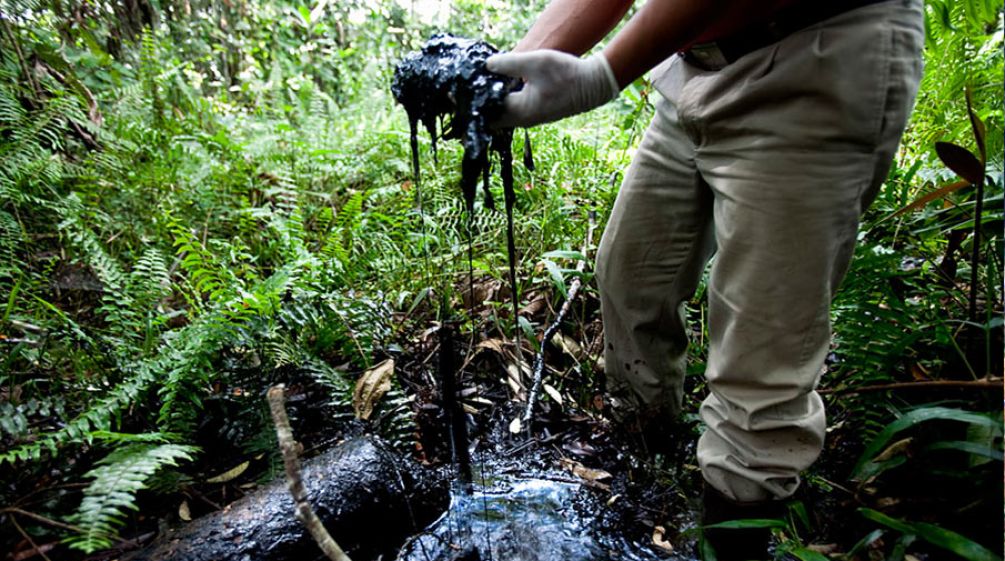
{"left": 0, "top": 209, "right": 24, "bottom": 280}
{"left": 0, "top": 364, "right": 159, "bottom": 465}
{"left": 67, "top": 443, "right": 197, "bottom": 553}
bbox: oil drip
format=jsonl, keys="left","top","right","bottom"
{"left": 392, "top": 35, "right": 531, "bottom": 442}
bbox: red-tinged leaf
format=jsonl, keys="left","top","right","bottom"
{"left": 965, "top": 87, "right": 987, "bottom": 165}
{"left": 890, "top": 179, "right": 971, "bottom": 218}
{"left": 935, "top": 142, "right": 984, "bottom": 184}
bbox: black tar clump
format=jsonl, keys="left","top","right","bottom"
{"left": 392, "top": 33, "right": 520, "bottom": 212}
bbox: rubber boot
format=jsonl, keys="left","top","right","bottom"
{"left": 700, "top": 484, "right": 785, "bottom": 561}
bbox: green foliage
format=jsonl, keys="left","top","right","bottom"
{"left": 859, "top": 508, "right": 1004, "bottom": 561}
{"left": 67, "top": 442, "right": 198, "bottom": 553}
{"left": 852, "top": 406, "right": 1002, "bottom": 481}
{"left": 0, "top": 0, "right": 1001, "bottom": 558}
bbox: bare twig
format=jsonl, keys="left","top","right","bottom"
{"left": 524, "top": 211, "right": 597, "bottom": 422}
{"left": 7, "top": 513, "right": 55, "bottom": 561}
{"left": 1, "top": 507, "right": 84, "bottom": 533}
{"left": 266, "top": 385, "right": 353, "bottom": 561}
{"left": 819, "top": 378, "right": 1002, "bottom": 396}
{"left": 1, "top": 18, "right": 40, "bottom": 100}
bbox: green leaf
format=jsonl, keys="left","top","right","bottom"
{"left": 297, "top": 5, "right": 311, "bottom": 26}
{"left": 912, "top": 521, "right": 1002, "bottom": 561}
{"left": 542, "top": 259, "right": 567, "bottom": 298}
{"left": 925, "top": 440, "right": 1003, "bottom": 462}
{"left": 852, "top": 407, "right": 998, "bottom": 479}
{"left": 787, "top": 501, "right": 812, "bottom": 534}
{"left": 703, "top": 518, "right": 788, "bottom": 530}
{"left": 67, "top": 443, "right": 198, "bottom": 553}
{"left": 541, "top": 249, "right": 587, "bottom": 261}
{"left": 858, "top": 508, "right": 916, "bottom": 534}
{"left": 859, "top": 508, "right": 1002, "bottom": 561}
{"left": 846, "top": 529, "right": 886, "bottom": 557}
{"left": 787, "top": 547, "right": 831, "bottom": 561}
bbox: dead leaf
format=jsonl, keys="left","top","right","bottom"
{"left": 562, "top": 440, "right": 597, "bottom": 457}
{"left": 462, "top": 403, "right": 480, "bottom": 415}
{"left": 807, "top": 543, "right": 839, "bottom": 554}
{"left": 505, "top": 362, "right": 527, "bottom": 400}
{"left": 353, "top": 359, "right": 395, "bottom": 420}
{"left": 509, "top": 417, "right": 523, "bottom": 434}
{"left": 519, "top": 292, "right": 548, "bottom": 316}
{"left": 606, "top": 494, "right": 621, "bottom": 507}
{"left": 560, "top": 458, "right": 612, "bottom": 482}
{"left": 178, "top": 500, "right": 191, "bottom": 521}
{"left": 652, "top": 525, "right": 674, "bottom": 554}
{"left": 873, "top": 437, "right": 913, "bottom": 462}
{"left": 552, "top": 332, "right": 582, "bottom": 358}
{"left": 543, "top": 383, "right": 563, "bottom": 405}
{"left": 206, "top": 460, "right": 250, "bottom": 484}
{"left": 477, "top": 338, "right": 507, "bottom": 355}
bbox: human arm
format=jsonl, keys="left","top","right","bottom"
{"left": 489, "top": 0, "right": 762, "bottom": 127}
{"left": 511, "top": 0, "right": 634, "bottom": 55}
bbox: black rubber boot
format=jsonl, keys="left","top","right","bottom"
{"left": 700, "top": 484, "right": 785, "bottom": 561}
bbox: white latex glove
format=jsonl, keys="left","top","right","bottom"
{"left": 486, "top": 50, "right": 620, "bottom": 129}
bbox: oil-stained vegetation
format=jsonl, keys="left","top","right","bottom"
{"left": 0, "top": 1, "right": 1001, "bottom": 560}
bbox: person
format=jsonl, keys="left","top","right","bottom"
{"left": 486, "top": 1, "right": 924, "bottom": 559}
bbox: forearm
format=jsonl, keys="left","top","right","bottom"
{"left": 603, "top": 0, "right": 758, "bottom": 88}
{"left": 514, "top": 0, "right": 634, "bottom": 54}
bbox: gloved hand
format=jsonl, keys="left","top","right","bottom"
{"left": 486, "top": 50, "right": 620, "bottom": 129}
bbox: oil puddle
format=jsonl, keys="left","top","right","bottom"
{"left": 397, "top": 470, "right": 694, "bottom": 561}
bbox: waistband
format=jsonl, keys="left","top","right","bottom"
{"left": 680, "top": 0, "right": 893, "bottom": 71}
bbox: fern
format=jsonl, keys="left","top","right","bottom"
{"left": 0, "top": 209, "right": 23, "bottom": 280}
{"left": 67, "top": 443, "right": 198, "bottom": 553}
{"left": 0, "top": 364, "right": 158, "bottom": 464}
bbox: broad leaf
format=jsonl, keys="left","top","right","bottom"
{"left": 787, "top": 547, "right": 831, "bottom": 561}
{"left": 860, "top": 508, "right": 1002, "bottom": 561}
{"left": 935, "top": 142, "right": 984, "bottom": 185}
{"left": 852, "top": 407, "right": 997, "bottom": 479}
{"left": 703, "top": 518, "right": 788, "bottom": 530}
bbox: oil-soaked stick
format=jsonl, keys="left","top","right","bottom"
{"left": 523, "top": 211, "right": 597, "bottom": 424}
{"left": 267, "top": 385, "right": 353, "bottom": 561}
{"left": 439, "top": 322, "right": 473, "bottom": 488}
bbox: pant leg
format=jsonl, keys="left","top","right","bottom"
{"left": 651, "top": 0, "right": 924, "bottom": 502}
{"left": 595, "top": 93, "right": 715, "bottom": 420}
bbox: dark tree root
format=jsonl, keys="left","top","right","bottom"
{"left": 128, "top": 438, "right": 449, "bottom": 561}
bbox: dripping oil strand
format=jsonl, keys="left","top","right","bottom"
{"left": 439, "top": 321, "right": 473, "bottom": 488}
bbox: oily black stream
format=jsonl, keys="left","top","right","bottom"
{"left": 391, "top": 34, "right": 532, "bottom": 463}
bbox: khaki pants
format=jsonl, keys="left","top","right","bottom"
{"left": 596, "top": 0, "right": 924, "bottom": 502}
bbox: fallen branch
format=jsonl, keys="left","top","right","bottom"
{"left": 132, "top": 436, "right": 447, "bottom": 561}
{"left": 267, "top": 385, "right": 352, "bottom": 561}
{"left": 819, "top": 378, "right": 1002, "bottom": 396}
{"left": 523, "top": 210, "right": 597, "bottom": 423}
